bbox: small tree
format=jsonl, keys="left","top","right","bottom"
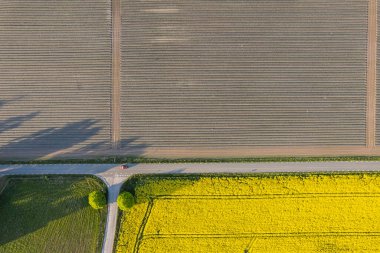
{"left": 88, "top": 191, "right": 106, "bottom": 209}
{"left": 117, "top": 191, "right": 135, "bottom": 211}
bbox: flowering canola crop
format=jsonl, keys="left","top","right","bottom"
{"left": 116, "top": 174, "right": 380, "bottom": 252}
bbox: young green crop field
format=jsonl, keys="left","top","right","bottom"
{"left": 116, "top": 173, "right": 380, "bottom": 253}
{"left": 0, "top": 175, "right": 107, "bottom": 253}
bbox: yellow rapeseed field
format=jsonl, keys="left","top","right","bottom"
{"left": 116, "top": 174, "right": 380, "bottom": 253}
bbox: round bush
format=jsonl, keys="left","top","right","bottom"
{"left": 88, "top": 191, "right": 106, "bottom": 209}
{"left": 117, "top": 192, "right": 135, "bottom": 210}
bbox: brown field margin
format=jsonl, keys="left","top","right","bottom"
{"left": 112, "top": 0, "right": 121, "bottom": 149}
{"left": 367, "top": 0, "right": 377, "bottom": 149}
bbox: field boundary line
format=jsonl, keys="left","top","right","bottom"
{"left": 111, "top": 0, "right": 121, "bottom": 149}
{"left": 142, "top": 232, "right": 380, "bottom": 239}
{"left": 245, "top": 237, "right": 258, "bottom": 253}
{"left": 366, "top": 0, "right": 377, "bottom": 148}
{"left": 133, "top": 199, "right": 154, "bottom": 253}
{"left": 150, "top": 192, "right": 380, "bottom": 200}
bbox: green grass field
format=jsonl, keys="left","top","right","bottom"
{"left": 0, "top": 175, "right": 107, "bottom": 253}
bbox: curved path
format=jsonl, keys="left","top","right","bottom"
{"left": 1, "top": 161, "right": 380, "bottom": 253}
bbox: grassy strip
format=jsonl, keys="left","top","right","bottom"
{"left": 3, "top": 155, "right": 380, "bottom": 164}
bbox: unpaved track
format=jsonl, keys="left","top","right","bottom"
{"left": 1, "top": 162, "right": 380, "bottom": 253}
{"left": 111, "top": 0, "right": 121, "bottom": 149}
{"left": 367, "top": 0, "right": 377, "bottom": 148}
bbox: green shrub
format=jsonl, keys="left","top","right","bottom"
{"left": 117, "top": 192, "right": 135, "bottom": 211}
{"left": 88, "top": 191, "right": 106, "bottom": 209}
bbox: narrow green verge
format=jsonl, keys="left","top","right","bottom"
{"left": 2, "top": 155, "right": 380, "bottom": 164}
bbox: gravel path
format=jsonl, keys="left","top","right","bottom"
{"left": 1, "top": 161, "right": 380, "bottom": 253}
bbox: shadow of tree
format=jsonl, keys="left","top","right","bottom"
{"left": 0, "top": 176, "right": 107, "bottom": 247}
{"left": 0, "top": 98, "right": 111, "bottom": 158}
{"left": 0, "top": 97, "right": 38, "bottom": 135}
{"left": 0, "top": 98, "right": 150, "bottom": 159}
{"left": 0, "top": 96, "right": 25, "bottom": 108}
{"left": 0, "top": 112, "right": 39, "bottom": 134}
{"left": 0, "top": 119, "right": 104, "bottom": 157}
{"left": 116, "top": 137, "right": 150, "bottom": 168}
{"left": 115, "top": 174, "right": 204, "bottom": 252}
{"left": 120, "top": 137, "right": 145, "bottom": 149}
{"left": 120, "top": 137, "right": 149, "bottom": 156}
{"left": 120, "top": 174, "right": 202, "bottom": 204}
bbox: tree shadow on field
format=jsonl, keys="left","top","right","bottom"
{"left": 0, "top": 98, "right": 39, "bottom": 135}
{"left": 0, "top": 112, "right": 40, "bottom": 134}
{"left": 0, "top": 176, "right": 105, "bottom": 246}
{"left": 120, "top": 174, "right": 203, "bottom": 204}
{"left": 100, "top": 137, "right": 150, "bottom": 170}
{"left": 0, "top": 97, "right": 112, "bottom": 159}
{"left": 6, "top": 119, "right": 101, "bottom": 148}
{"left": 0, "top": 118, "right": 109, "bottom": 159}
{"left": 0, "top": 95, "right": 155, "bottom": 160}
{"left": 0, "top": 97, "right": 150, "bottom": 159}
{"left": 119, "top": 137, "right": 149, "bottom": 158}
{"left": 0, "top": 96, "right": 25, "bottom": 107}
{"left": 115, "top": 174, "right": 204, "bottom": 250}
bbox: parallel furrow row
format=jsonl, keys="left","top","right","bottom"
{"left": 121, "top": 0, "right": 368, "bottom": 147}
{"left": 0, "top": 0, "right": 112, "bottom": 153}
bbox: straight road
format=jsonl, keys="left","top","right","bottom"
{"left": 1, "top": 161, "right": 380, "bottom": 253}
{"left": 2, "top": 161, "right": 380, "bottom": 178}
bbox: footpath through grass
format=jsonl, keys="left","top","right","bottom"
{"left": 116, "top": 173, "right": 380, "bottom": 253}
{"left": 0, "top": 175, "right": 107, "bottom": 253}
